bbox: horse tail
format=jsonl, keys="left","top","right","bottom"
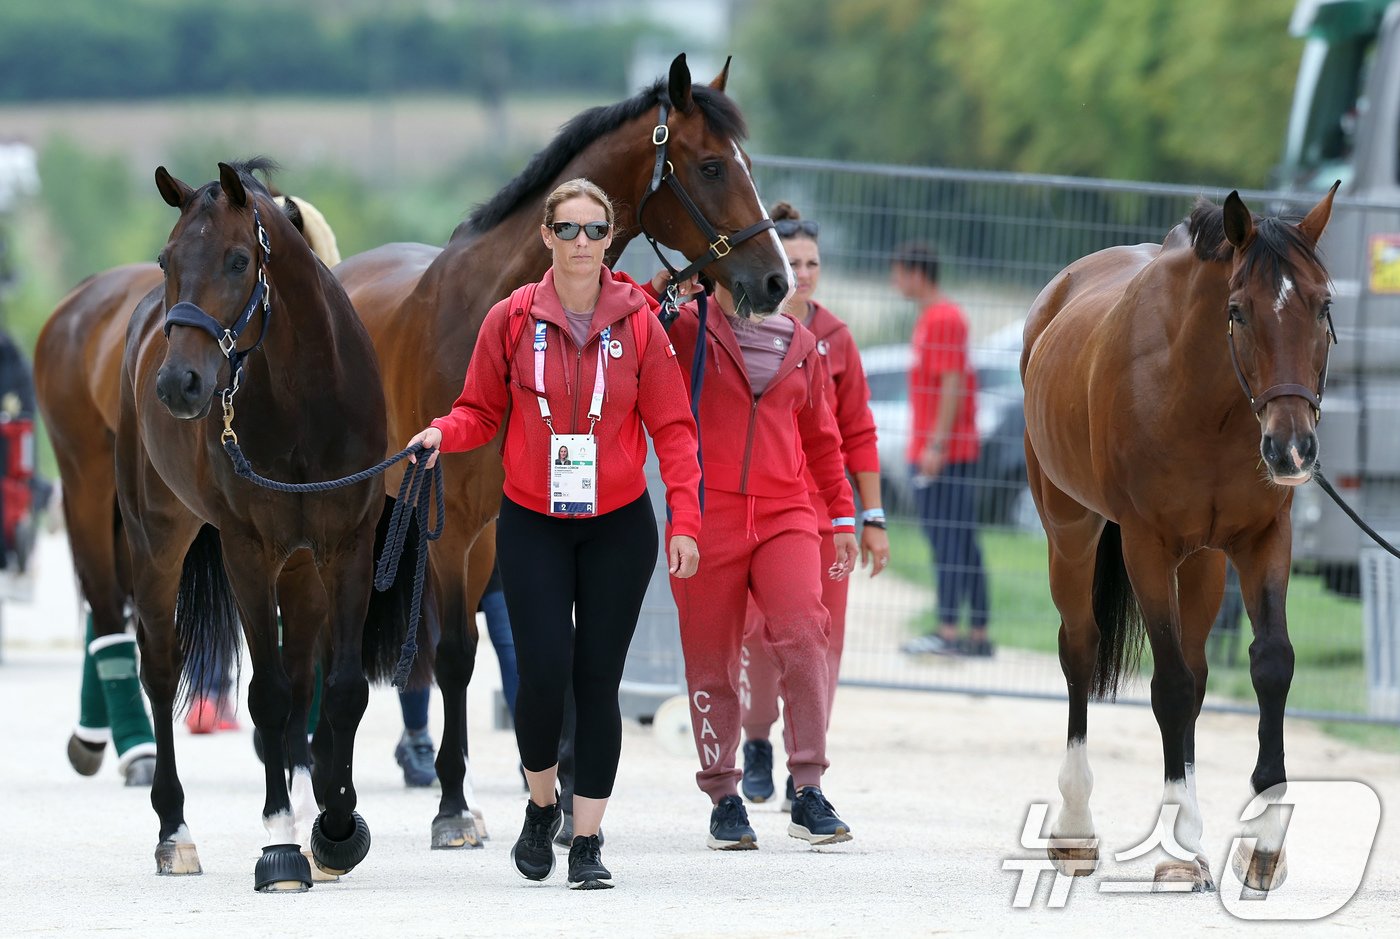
{"left": 362, "top": 496, "right": 436, "bottom": 689}
{"left": 176, "top": 524, "right": 242, "bottom": 711}
{"left": 1090, "top": 520, "right": 1145, "bottom": 701}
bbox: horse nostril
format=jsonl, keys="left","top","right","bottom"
{"left": 765, "top": 273, "right": 789, "bottom": 306}
{"left": 182, "top": 370, "right": 202, "bottom": 401}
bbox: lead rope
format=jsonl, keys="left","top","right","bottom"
{"left": 1312, "top": 467, "right": 1400, "bottom": 561}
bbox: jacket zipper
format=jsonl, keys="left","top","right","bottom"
{"left": 738, "top": 396, "right": 761, "bottom": 491}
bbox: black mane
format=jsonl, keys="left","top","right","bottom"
{"left": 462, "top": 79, "right": 746, "bottom": 235}
{"left": 202, "top": 156, "right": 279, "bottom": 203}
{"left": 1187, "top": 197, "right": 1323, "bottom": 289}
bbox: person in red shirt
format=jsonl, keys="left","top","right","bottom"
{"left": 409, "top": 178, "right": 701, "bottom": 889}
{"left": 648, "top": 267, "right": 859, "bottom": 851}
{"left": 891, "top": 241, "right": 991, "bottom": 657}
{"left": 736, "top": 203, "right": 890, "bottom": 810}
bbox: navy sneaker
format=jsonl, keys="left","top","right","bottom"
{"left": 511, "top": 800, "right": 563, "bottom": 881}
{"left": 567, "top": 835, "right": 613, "bottom": 890}
{"left": 394, "top": 729, "right": 436, "bottom": 787}
{"left": 741, "top": 739, "right": 775, "bottom": 803}
{"left": 780, "top": 775, "right": 796, "bottom": 812}
{"left": 707, "top": 794, "right": 758, "bottom": 851}
{"left": 789, "top": 786, "right": 852, "bottom": 845}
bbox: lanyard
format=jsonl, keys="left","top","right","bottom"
{"left": 534, "top": 321, "right": 609, "bottom": 433}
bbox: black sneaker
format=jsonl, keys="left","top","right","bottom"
{"left": 957, "top": 636, "right": 995, "bottom": 657}
{"left": 394, "top": 729, "right": 437, "bottom": 787}
{"left": 707, "top": 795, "right": 758, "bottom": 851}
{"left": 511, "top": 800, "right": 563, "bottom": 881}
{"left": 780, "top": 775, "right": 796, "bottom": 812}
{"left": 789, "top": 786, "right": 852, "bottom": 845}
{"left": 554, "top": 811, "right": 605, "bottom": 848}
{"left": 741, "top": 739, "right": 775, "bottom": 803}
{"left": 567, "top": 835, "right": 613, "bottom": 890}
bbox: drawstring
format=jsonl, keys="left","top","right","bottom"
{"left": 746, "top": 494, "right": 758, "bottom": 542}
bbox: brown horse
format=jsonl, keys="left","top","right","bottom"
{"left": 115, "top": 160, "right": 397, "bottom": 890}
{"left": 1022, "top": 184, "right": 1339, "bottom": 892}
{"left": 35, "top": 195, "right": 340, "bottom": 787}
{"left": 335, "top": 53, "right": 792, "bottom": 848}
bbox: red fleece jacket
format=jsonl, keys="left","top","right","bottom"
{"left": 431, "top": 267, "right": 702, "bottom": 537}
{"left": 803, "top": 300, "right": 880, "bottom": 485}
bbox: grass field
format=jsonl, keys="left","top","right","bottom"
{"left": 886, "top": 519, "right": 1400, "bottom": 752}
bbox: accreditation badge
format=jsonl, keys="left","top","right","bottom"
{"left": 549, "top": 433, "right": 598, "bottom": 516}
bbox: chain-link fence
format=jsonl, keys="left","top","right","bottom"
{"left": 616, "top": 157, "right": 1400, "bottom": 728}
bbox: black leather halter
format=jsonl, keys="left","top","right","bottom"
{"left": 1227, "top": 303, "right": 1335, "bottom": 421}
{"left": 162, "top": 205, "right": 273, "bottom": 398}
{"left": 636, "top": 101, "right": 776, "bottom": 289}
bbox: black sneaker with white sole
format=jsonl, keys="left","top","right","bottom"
{"left": 779, "top": 774, "right": 796, "bottom": 812}
{"left": 741, "top": 739, "right": 775, "bottom": 803}
{"left": 788, "top": 786, "right": 852, "bottom": 845}
{"left": 707, "top": 794, "right": 758, "bottom": 850}
{"left": 567, "top": 835, "right": 613, "bottom": 890}
{"left": 511, "top": 799, "right": 563, "bottom": 881}
{"left": 555, "top": 811, "right": 606, "bottom": 848}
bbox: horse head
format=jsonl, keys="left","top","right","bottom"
{"left": 152, "top": 160, "right": 279, "bottom": 420}
{"left": 638, "top": 54, "right": 792, "bottom": 317}
{"left": 1220, "top": 183, "right": 1339, "bottom": 486}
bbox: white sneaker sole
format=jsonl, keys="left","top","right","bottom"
{"left": 706, "top": 832, "right": 758, "bottom": 851}
{"left": 788, "top": 822, "right": 853, "bottom": 845}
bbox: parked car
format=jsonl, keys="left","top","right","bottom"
{"left": 862, "top": 318, "right": 1038, "bottom": 529}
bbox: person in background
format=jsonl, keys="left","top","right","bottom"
{"left": 891, "top": 242, "right": 991, "bottom": 657}
{"left": 738, "top": 204, "right": 889, "bottom": 809}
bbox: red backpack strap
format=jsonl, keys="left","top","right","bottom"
{"left": 505, "top": 283, "right": 538, "bottom": 366}
{"left": 630, "top": 307, "right": 650, "bottom": 363}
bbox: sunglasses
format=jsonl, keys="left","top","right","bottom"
{"left": 550, "top": 221, "right": 611, "bottom": 241}
{"left": 774, "top": 218, "right": 819, "bottom": 239}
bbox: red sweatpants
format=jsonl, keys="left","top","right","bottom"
{"left": 740, "top": 490, "right": 847, "bottom": 745}
{"left": 671, "top": 489, "right": 832, "bottom": 803}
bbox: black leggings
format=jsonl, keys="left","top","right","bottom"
{"left": 495, "top": 492, "right": 657, "bottom": 800}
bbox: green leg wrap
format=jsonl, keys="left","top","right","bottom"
{"left": 75, "top": 613, "right": 109, "bottom": 742}
{"left": 89, "top": 633, "right": 156, "bottom": 768}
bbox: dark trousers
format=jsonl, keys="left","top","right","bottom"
{"left": 914, "top": 460, "right": 989, "bottom": 629}
{"left": 496, "top": 493, "right": 657, "bottom": 800}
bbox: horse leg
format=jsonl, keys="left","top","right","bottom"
{"left": 1119, "top": 529, "right": 1212, "bottom": 892}
{"left": 1027, "top": 449, "right": 1104, "bottom": 876}
{"left": 306, "top": 537, "right": 376, "bottom": 878}
{"left": 274, "top": 551, "right": 338, "bottom": 882}
{"left": 1228, "top": 530, "right": 1295, "bottom": 892}
{"left": 430, "top": 562, "right": 482, "bottom": 850}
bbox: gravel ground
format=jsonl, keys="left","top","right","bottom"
{"left": 2, "top": 532, "right": 1396, "bottom": 937}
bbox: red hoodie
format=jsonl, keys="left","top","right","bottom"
{"left": 663, "top": 297, "right": 856, "bottom": 533}
{"left": 803, "top": 300, "right": 879, "bottom": 488}
{"left": 431, "top": 267, "right": 702, "bottom": 538}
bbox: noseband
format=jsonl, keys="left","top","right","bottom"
{"left": 162, "top": 205, "right": 273, "bottom": 403}
{"left": 1226, "top": 305, "right": 1335, "bottom": 422}
{"left": 636, "top": 101, "right": 776, "bottom": 293}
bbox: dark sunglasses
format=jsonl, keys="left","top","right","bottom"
{"left": 550, "top": 221, "right": 610, "bottom": 241}
{"left": 774, "top": 218, "right": 819, "bottom": 239}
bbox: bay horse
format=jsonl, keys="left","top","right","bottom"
{"left": 35, "top": 195, "right": 341, "bottom": 788}
{"left": 335, "top": 53, "right": 792, "bottom": 848}
{"left": 1022, "top": 183, "right": 1339, "bottom": 892}
{"left": 115, "top": 160, "right": 399, "bottom": 890}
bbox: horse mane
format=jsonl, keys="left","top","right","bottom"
{"left": 1187, "top": 197, "right": 1323, "bottom": 290}
{"left": 461, "top": 79, "right": 747, "bottom": 235}
{"left": 276, "top": 195, "right": 342, "bottom": 266}
{"left": 203, "top": 156, "right": 279, "bottom": 204}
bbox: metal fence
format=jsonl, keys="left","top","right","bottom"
{"left": 614, "top": 157, "right": 1400, "bottom": 728}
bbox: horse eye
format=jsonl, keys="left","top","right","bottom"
{"left": 1318, "top": 300, "right": 1332, "bottom": 321}
{"left": 700, "top": 162, "right": 723, "bottom": 180}
{"left": 1228, "top": 303, "right": 1245, "bottom": 324}
{"left": 157, "top": 253, "right": 166, "bottom": 271}
{"left": 231, "top": 255, "right": 249, "bottom": 273}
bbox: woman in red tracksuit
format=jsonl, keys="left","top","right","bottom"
{"left": 648, "top": 271, "right": 858, "bottom": 850}
{"left": 410, "top": 178, "right": 701, "bottom": 890}
{"left": 738, "top": 204, "right": 890, "bottom": 811}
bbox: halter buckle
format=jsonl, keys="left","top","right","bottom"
{"left": 709, "top": 235, "right": 732, "bottom": 259}
{"left": 219, "top": 330, "right": 237, "bottom": 356}
{"left": 652, "top": 124, "right": 669, "bottom": 146}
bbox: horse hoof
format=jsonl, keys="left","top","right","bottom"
{"left": 67, "top": 735, "right": 106, "bottom": 776}
{"left": 310, "top": 811, "right": 371, "bottom": 875}
{"left": 254, "top": 843, "right": 312, "bottom": 893}
{"left": 155, "top": 839, "right": 202, "bottom": 875}
{"left": 123, "top": 755, "right": 156, "bottom": 787}
{"left": 302, "top": 849, "right": 339, "bottom": 883}
{"left": 1154, "top": 857, "right": 1211, "bottom": 892}
{"left": 471, "top": 807, "right": 489, "bottom": 841}
{"left": 1047, "top": 838, "right": 1098, "bottom": 877}
{"left": 431, "top": 813, "right": 483, "bottom": 850}
{"left": 1233, "top": 841, "right": 1287, "bottom": 892}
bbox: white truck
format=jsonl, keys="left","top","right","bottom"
{"left": 1278, "top": 0, "right": 1400, "bottom": 595}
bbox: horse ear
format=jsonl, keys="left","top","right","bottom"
{"left": 709, "top": 55, "right": 732, "bottom": 92}
{"left": 1297, "top": 179, "right": 1341, "bottom": 245}
{"left": 154, "top": 166, "right": 193, "bottom": 208}
{"left": 278, "top": 195, "right": 305, "bottom": 234}
{"left": 1222, "top": 190, "right": 1255, "bottom": 250}
{"left": 668, "top": 53, "right": 693, "bottom": 112}
{"left": 218, "top": 162, "right": 248, "bottom": 208}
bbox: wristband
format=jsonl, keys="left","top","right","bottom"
{"left": 831, "top": 517, "right": 856, "bottom": 531}
{"left": 860, "top": 508, "right": 886, "bottom": 523}
{"left": 862, "top": 518, "right": 887, "bottom": 530}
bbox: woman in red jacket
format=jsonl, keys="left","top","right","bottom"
{"left": 649, "top": 269, "right": 858, "bottom": 850}
{"left": 738, "top": 204, "right": 890, "bottom": 811}
{"left": 409, "top": 178, "right": 701, "bottom": 890}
